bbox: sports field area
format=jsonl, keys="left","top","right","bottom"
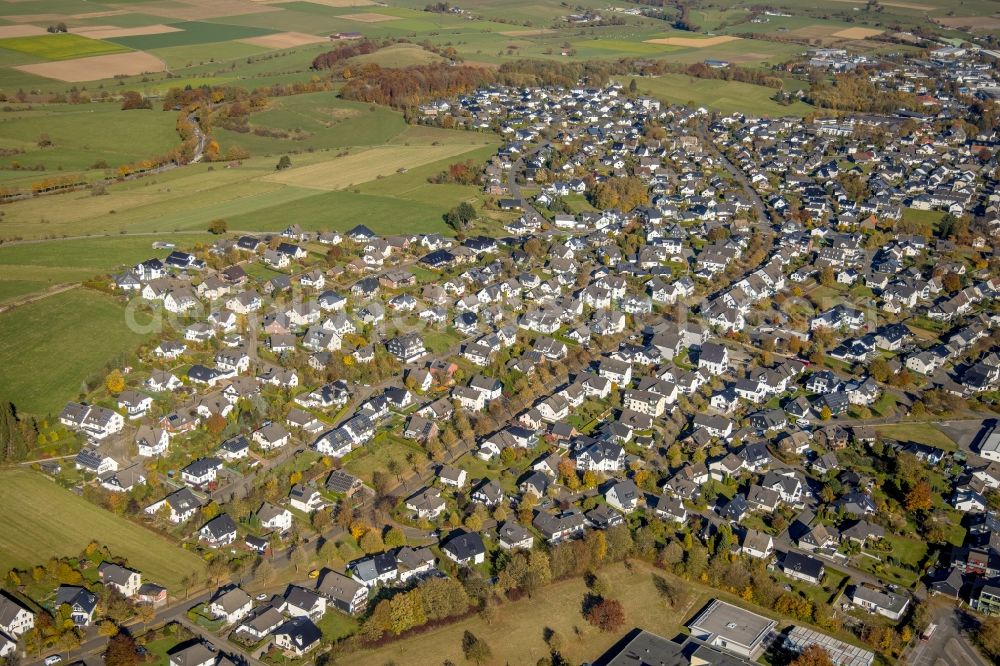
{"left": 0, "top": 468, "right": 207, "bottom": 591}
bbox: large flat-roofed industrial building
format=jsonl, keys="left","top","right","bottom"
{"left": 686, "top": 599, "right": 777, "bottom": 659}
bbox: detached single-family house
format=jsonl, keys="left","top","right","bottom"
{"left": 98, "top": 562, "right": 142, "bottom": 598}
{"left": 199, "top": 513, "right": 238, "bottom": 548}
{"left": 441, "top": 531, "right": 486, "bottom": 566}
{"left": 209, "top": 587, "right": 253, "bottom": 625}
{"left": 782, "top": 552, "right": 825, "bottom": 585}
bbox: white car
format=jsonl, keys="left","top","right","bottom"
{"left": 44, "top": 656, "right": 62, "bottom": 666}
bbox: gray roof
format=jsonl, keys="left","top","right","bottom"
{"left": 316, "top": 570, "right": 364, "bottom": 604}
{"left": 687, "top": 599, "right": 776, "bottom": 651}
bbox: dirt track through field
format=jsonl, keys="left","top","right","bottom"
{"left": 644, "top": 35, "right": 740, "bottom": 47}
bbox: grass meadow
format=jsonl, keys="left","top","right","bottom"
{"left": 0, "top": 34, "right": 130, "bottom": 61}
{"left": 639, "top": 73, "right": 813, "bottom": 116}
{"left": 0, "top": 468, "right": 207, "bottom": 591}
{"left": 0, "top": 103, "right": 178, "bottom": 178}
{"left": 0, "top": 289, "right": 154, "bottom": 415}
{"left": 0, "top": 234, "right": 210, "bottom": 285}
{"left": 354, "top": 559, "right": 703, "bottom": 666}
{"left": 106, "top": 21, "right": 277, "bottom": 50}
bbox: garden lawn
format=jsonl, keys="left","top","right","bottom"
{"left": 316, "top": 610, "right": 359, "bottom": 642}
{"left": 343, "top": 433, "right": 427, "bottom": 484}
{"left": 0, "top": 469, "right": 207, "bottom": 591}
{"left": 0, "top": 289, "right": 153, "bottom": 415}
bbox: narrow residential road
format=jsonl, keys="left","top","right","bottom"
{"left": 23, "top": 589, "right": 214, "bottom": 666}
{"left": 696, "top": 120, "right": 773, "bottom": 226}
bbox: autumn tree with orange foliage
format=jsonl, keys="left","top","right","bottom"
{"left": 790, "top": 645, "right": 834, "bottom": 666}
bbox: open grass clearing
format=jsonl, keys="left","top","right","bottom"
{"left": 0, "top": 233, "right": 209, "bottom": 286}
{"left": 261, "top": 143, "right": 491, "bottom": 190}
{"left": 0, "top": 103, "right": 177, "bottom": 181}
{"left": 0, "top": 33, "right": 130, "bottom": 60}
{"left": 0, "top": 468, "right": 207, "bottom": 591}
{"left": 638, "top": 73, "right": 812, "bottom": 117}
{"left": 353, "top": 559, "right": 705, "bottom": 666}
{"left": 148, "top": 40, "right": 271, "bottom": 68}
{"left": 0, "top": 134, "right": 489, "bottom": 242}
{"left": 872, "top": 423, "right": 957, "bottom": 450}
{"left": 343, "top": 433, "right": 427, "bottom": 484}
{"left": 0, "top": 288, "right": 158, "bottom": 415}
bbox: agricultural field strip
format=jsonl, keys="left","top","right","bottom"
{"left": 261, "top": 143, "right": 490, "bottom": 190}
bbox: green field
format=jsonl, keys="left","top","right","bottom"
{"left": 0, "top": 469, "right": 207, "bottom": 591}
{"left": 356, "top": 559, "right": 702, "bottom": 666}
{"left": 0, "top": 34, "right": 130, "bottom": 61}
{"left": 150, "top": 41, "right": 272, "bottom": 69}
{"left": 0, "top": 289, "right": 153, "bottom": 415}
{"left": 0, "top": 233, "right": 208, "bottom": 287}
{"left": 0, "top": 96, "right": 497, "bottom": 244}
{"left": 872, "top": 423, "right": 958, "bottom": 450}
{"left": 343, "top": 433, "right": 427, "bottom": 484}
{"left": 107, "top": 22, "right": 277, "bottom": 50}
{"left": 638, "top": 72, "right": 814, "bottom": 116}
{"left": 0, "top": 103, "right": 178, "bottom": 178}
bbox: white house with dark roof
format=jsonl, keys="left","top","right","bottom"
{"left": 0, "top": 593, "right": 34, "bottom": 639}
{"left": 145, "top": 487, "right": 201, "bottom": 524}
{"left": 209, "top": 587, "right": 252, "bottom": 625}
{"left": 135, "top": 425, "right": 169, "bottom": 457}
